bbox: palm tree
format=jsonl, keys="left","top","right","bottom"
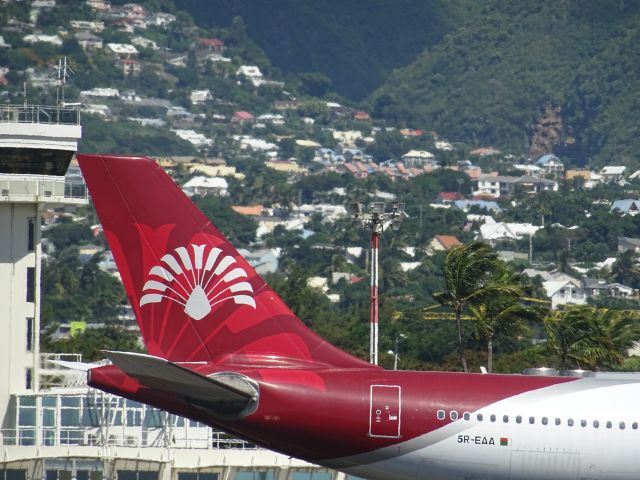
{"left": 545, "top": 306, "right": 640, "bottom": 370}
{"left": 469, "top": 297, "right": 539, "bottom": 373}
{"left": 433, "top": 242, "right": 521, "bottom": 372}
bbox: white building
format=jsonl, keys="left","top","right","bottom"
{"left": 190, "top": 90, "right": 212, "bottom": 106}
{"left": 543, "top": 279, "right": 588, "bottom": 309}
{"left": 236, "top": 66, "right": 263, "bottom": 87}
{"left": 107, "top": 43, "right": 138, "bottom": 58}
{"left": 182, "top": 176, "right": 228, "bottom": 197}
{"left": 23, "top": 34, "right": 63, "bottom": 46}
{"left": 401, "top": 150, "right": 435, "bottom": 167}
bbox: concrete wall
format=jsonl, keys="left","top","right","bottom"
{"left": 0, "top": 202, "right": 40, "bottom": 428}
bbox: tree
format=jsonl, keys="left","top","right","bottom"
{"left": 433, "top": 242, "right": 520, "bottom": 372}
{"left": 297, "top": 72, "right": 332, "bottom": 97}
{"left": 544, "top": 306, "right": 640, "bottom": 370}
{"left": 469, "top": 297, "right": 539, "bottom": 373}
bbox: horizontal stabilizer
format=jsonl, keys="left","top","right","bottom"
{"left": 49, "top": 360, "right": 100, "bottom": 371}
{"left": 104, "top": 351, "right": 257, "bottom": 414}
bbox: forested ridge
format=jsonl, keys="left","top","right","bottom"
{"left": 176, "top": 0, "right": 640, "bottom": 167}
{"left": 173, "top": 0, "right": 472, "bottom": 99}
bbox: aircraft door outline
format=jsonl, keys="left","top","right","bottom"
{"left": 369, "top": 384, "right": 401, "bottom": 438}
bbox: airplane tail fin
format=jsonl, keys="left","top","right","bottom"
{"left": 77, "top": 154, "right": 371, "bottom": 368}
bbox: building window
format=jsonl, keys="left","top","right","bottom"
{"left": 25, "top": 368, "right": 32, "bottom": 390}
{"left": 26, "top": 267, "right": 35, "bottom": 303}
{"left": 26, "top": 317, "right": 33, "bottom": 352}
{"left": 27, "top": 217, "right": 35, "bottom": 252}
{"left": 0, "top": 470, "right": 27, "bottom": 480}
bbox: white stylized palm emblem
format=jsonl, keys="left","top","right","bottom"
{"left": 139, "top": 244, "right": 256, "bottom": 320}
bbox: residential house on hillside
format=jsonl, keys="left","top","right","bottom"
{"left": 107, "top": 43, "right": 138, "bottom": 58}
{"left": 24, "top": 34, "right": 62, "bottom": 46}
{"left": 565, "top": 169, "right": 601, "bottom": 188}
{"left": 190, "top": 89, "right": 212, "bottom": 105}
{"left": 435, "top": 192, "right": 464, "bottom": 205}
{"left": 478, "top": 222, "right": 540, "bottom": 245}
{"left": 132, "top": 36, "right": 159, "bottom": 50}
{"left": 600, "top": 165, "right": 626, "bottom": 184}
{"left": 198, "top": 37, "right": 225, "bottom": 55}
{"left": 86, "top": 0, "right": 111, "bottom": 11}
{"left": 238, "top": 248, "right": 279, "bottom": 275}
{"left": 182, "top": 176, "right": 228, "bottom": 197}
{"left": 474, "top": 174, "right": 556, "bottom": 198}
{"left": 402, "top": 150, "right": 436, "bottom": 167}
{"left": 470, "top": 147, "right": 501, "bottom": 157}
{"left": 453, "top": 199, "right": 502, "bottom": 213}
{"left": 236, "top": 65, "right": 263, "bottom": 86}
{"left": 536, "top": 154, "right": 564, "bottom": 175}
{"left": 70, "top": 20, "right": 105, "bottom": 32}
{"left": 119, "top": 59, "right": 140, "bottom": 76}
{"left": 232, "top": 111, "right": 255, "bottom": 124}
{"left": 75, "top": 31, "right": 103, "bottom": 51}
{"left": 543, "top": 278, "right": 588, "bottom": 309}
{"left": 611, "top": 199, "right": 640, "bottom": 216}
{"left": 148, "top": 12, "right": 176, "bottom": 27}
{"left": 427, "top": 235, "right": 461, "bottom": 254}
{"left": 618, "top": 236, "right": 640, "bottom": 253}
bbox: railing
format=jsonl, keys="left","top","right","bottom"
{"left": 0, "top": 427, "right": 259, "bottom": 450}
{"left": 0, "top": 174, "right": 88, "bottom": 201}
{"left": 0, "top": 105, "right": 80, "bottom": 126}
{"left": 40, "top": 352, "right": 84, "bottom": 370}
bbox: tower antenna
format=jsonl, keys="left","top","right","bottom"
{"left": 51, "top": 57, "right": 75, "bottom": 106}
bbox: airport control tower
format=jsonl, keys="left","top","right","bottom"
{"left": 0, "top": 104, "right": 86, "bottom": 424}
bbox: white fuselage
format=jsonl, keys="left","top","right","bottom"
{"left": 336, "top": 379, "right": 640, "bottom": 480}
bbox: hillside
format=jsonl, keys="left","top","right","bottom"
{"left": 173, "top": 0, "right": 473, "bottom": 99}
{"left": 369, "top": 1, "right": 640, "bottom": 167}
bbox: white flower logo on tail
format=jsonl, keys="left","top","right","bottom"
{"left": 139, "top": 244, "right": 256, "bottom": 320}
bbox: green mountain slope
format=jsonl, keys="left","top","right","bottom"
{"left": 173, "top": 0, "right": 473, "bottom": 99}
{"left": 369, "top": 1, "right": 640, "bottom": 167}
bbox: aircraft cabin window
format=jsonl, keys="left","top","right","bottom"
{"left": 450, "top": 411, "right": 458, "bottom": 421}
{"left": 581, "top": 420, "right": 587, "bottom": 427}
{"left": 633, "top": 422, "right": 638, "bottom": 430}
{"left": 568, "top": 419, "right": 574, "bottom": 427}
{"left": 516, "top": 415, "right": 522, "bottom": 424}
{"left": 620, "top": 422, "right": 625, "bottom": 430}
{"left": 555, "top": 418, "right": 561, "bottom": 426}
{"left": 593, "top": 420, "right": 600, "bottom": 428}
{"left": 463, "top": 412, "right": 470, "bottom": 421}
{"left": 437, "top": 410, "right": 445, "bottom": 420}
{"left": 542, "top": 417, "right": 548, "bottom": 425}
{"left": 606, "top": 421, "right": 612, "bottom": 429}
{"left": 490, "top": 414, "right": 496, "bottom": 422}
{"left": 477, "top": 414, "right": 483, "bottom": 422}
{"left": 529, "top": 417, "right": 535, "bottom": 424}
{"left": 503, "top": 415, "right": 509, "bottom": 423}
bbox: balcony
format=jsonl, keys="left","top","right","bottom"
{"left": 0, "top": 105, "right": 80, "bottom": 126}
{"left": 0, "top": 173, "right": 88, "bottom": 205}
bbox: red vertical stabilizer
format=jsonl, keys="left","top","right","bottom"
{"left": 78, "top": 154, "right": 372, "bottom": 368}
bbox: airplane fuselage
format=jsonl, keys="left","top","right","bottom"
{"left": 90, "top": 364, "right": 640, "bottom": 480}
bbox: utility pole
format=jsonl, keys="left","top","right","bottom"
{"left": 351, "top": 202, "right": 406, "bottom": 365}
